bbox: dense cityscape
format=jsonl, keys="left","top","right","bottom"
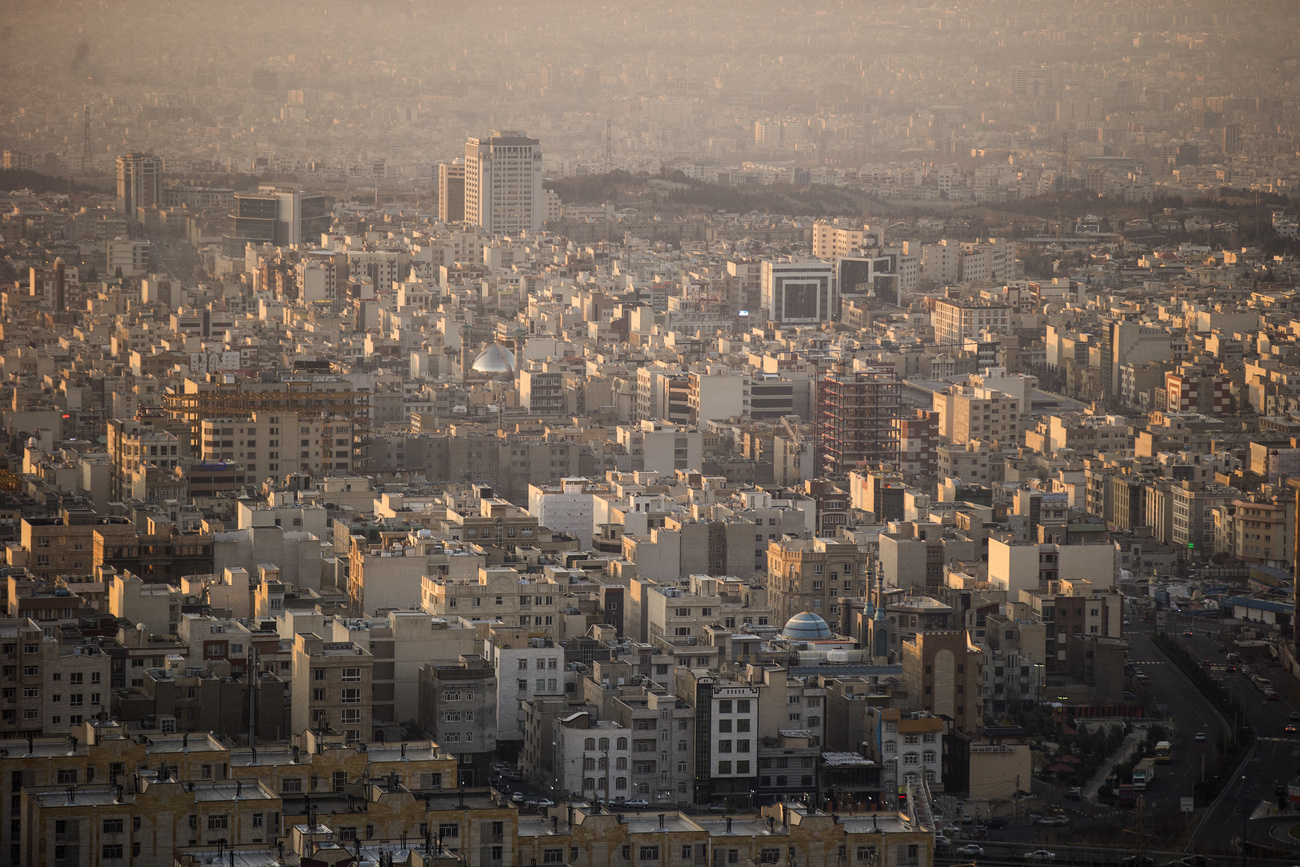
{"left": 5, "top": 1, "right": 1300, "bottom": 866}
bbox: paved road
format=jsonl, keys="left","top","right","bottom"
{"left": 1173, "top": 629, "right": 1300, "bottom": 854}
{"left": 1125, "top": 629, "right": 1228, "bottom": 814}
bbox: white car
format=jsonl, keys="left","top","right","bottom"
{"left": 1025, "top": 850, "right": 1056, "bottom": 861}
{"left": 623, "top": 798, "right": 650, "bottom": 808}
{"left": 934, "top": 835, "right": 951, "bottom": 850}
{"left": 1195, "top": 732, "right": 1207, "bottom": 742}
{"left": 957, "top": 844, "right": 984, "bottom": 856}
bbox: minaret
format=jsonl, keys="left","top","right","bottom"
{"left": 460, "top": 323, "right": 473, "bottom": 383}
{"left": 869, "top": 560, "right": 890, "bottom": 661}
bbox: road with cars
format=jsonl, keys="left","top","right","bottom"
{"left": 1172, "top": 629, "right": 1300, "bottom": 855}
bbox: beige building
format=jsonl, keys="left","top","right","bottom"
{"left": 932, "top": 383, "right": 1021, "bottom": 446}
{"left": 290, "top": 633, "right": 374, "bottom": 742}
{"left": 766, "top": 537, "right": 869, "bottom": 627}
{"left": 901, "top": 630, "right": 985, "bottom": 733}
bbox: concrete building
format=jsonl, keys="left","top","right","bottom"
{"left": 418, "top": 655, "right": 498, "bottom": 785}
{"left": 438, "top": 160, "right": 466, "bottom": 223}
{"left": 901, "top": 630, "right": 984, "bottom": 733}
{"left": 290, "top": 633, "right": 373, "bottom": 742}
{"left": 761, "top": 260, "right": 836, "bottom": 325}
{"left": 116, "top": 152, "right": 162, "bottom": 220}
{"left": 765, "top": 537, "right": 868, "bottom": 635}
{"left": 464, "top": 130, "right": 544, "bottom": 235}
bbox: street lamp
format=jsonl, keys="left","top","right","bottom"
{"left": 1240, "top": 774, "right": 1248, "bottom": 867}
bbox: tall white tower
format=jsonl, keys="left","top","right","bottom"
{"left": 463, "top": 130, "right": 543, "bottom": 235}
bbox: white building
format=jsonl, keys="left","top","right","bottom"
{"left": 556, "top": 717, "right": 632, "bottom": 802}
{"left": 528, "top": 478, "right": 598, "bottom": 549}
{"left": 464, "top": 130, "right": 544, "bottom": 235}
{"left": 761, "top": 260, "right": 836, "bottom": 325}
{"left": 489, "top": 633, "right": 565, "bottom": 741}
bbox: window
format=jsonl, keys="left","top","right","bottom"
{"left": 341, "top": 667, "right": 361, "bottom": 682}
{"left": 639, "top": 846, "right": 660, "bottom": 861}
{"left": 717, "top": 761, "right": 731, "bottom": 774}
{"left": 341, "top": 689, "right": 361, "bottom": 703}
{"left": 544, "top": 848, "right": 564, "bottom": 864}
{"left": 56, "top": 769, "right": 77, "bottom": 785}
{"left": 103, "top": 818, "right": 124, "bottom": 834}
{"left": 208, "top": 814, "right": 229, "bottom": 831}
{"left": 282, "top": 778, "right": 303, "bottom": 793}
{"left": 439, "top": 823, "right": 460, "bottom": 839}
{"left": 103, "top": 844, "right": 124, "bottom": 859}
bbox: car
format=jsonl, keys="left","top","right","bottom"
{"left": 985, "top": 818, "right": 1008, "bottom": 830}
{"left": 934, "top": 835, "right": 951, "bottom": 850}
{"left": 1286, "top": 725, "right": 1297, "bottom": 734}
{"left": 957, "top": 845, "right": 985, "bottom": 857}
{"left": 1025, "top": 851, "right": 1056, "bottom": 861}
{"left": 510, "top": 792, "right": 524, "bottom": 803}
{"left": 707, "top": 804, "right": 728, "bottom": 813}
{"left": 974, "top": 826, "right": 988, "bottom": 839}
{"left": 1035, "top": 815, "right": 1069, "bottom": 826}
{"left": 960, "top": 814, "right": 975, "bottom": 824}
{"left": 1195, "top": 732, "right": 1207, "bottom": 741}
{"left": 623, "top": 798, "right": 650, "bottom": 808}
{"left": 1121, "top": 857, "right": 1156, "bottom": 867}
{"left": 1291, "top": 711, "right": 1300, "bottom": 721}
{"left": 1269, "top": 691, "right": 1282, "bottom": 701}
{"left": 1185, "top": 630, "right": 1195, "bottom": 636}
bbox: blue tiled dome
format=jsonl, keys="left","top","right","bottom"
{"left": 782, "top": 611, "right": 833, "bottom": 640}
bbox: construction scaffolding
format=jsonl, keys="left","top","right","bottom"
{"left": 815, "top": 365, "right": 901, "bottom": 476}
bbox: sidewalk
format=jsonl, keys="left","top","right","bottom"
{"left": 1082, "top": 726, "right": 1146, "bottom": 801}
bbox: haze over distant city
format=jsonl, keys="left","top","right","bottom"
{"left": 8, "top": 3, "right": 1300, "bottom": 867}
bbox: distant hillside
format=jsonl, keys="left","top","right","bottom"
{"left": 546, "top": 170, "right": 881, "bottom": 217}
{"left": 0, "top": 169, "right": 98, "bottom": 195}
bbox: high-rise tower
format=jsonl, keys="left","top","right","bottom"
{"left": 115, "top": 152, "right": 162, "bottom": 221}
{"left": 463, "top": 130, "right": 543, "bottom": 235}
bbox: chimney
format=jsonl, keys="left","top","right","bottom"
{"left": 552, "top": 816, "right": 559, "bottom": 834}
{"left": 658, "top": 813, "right": 666, "bottom": 830}
{"left": 401, "top": 742, "right": 407, "bottom": 758}
{"left": 236, "top": 781, "right": 242, "bottom": 798}
{"left": 726, "top": 818, "right": 733, "bottom": 834}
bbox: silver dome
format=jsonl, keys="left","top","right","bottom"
{"left": 471, "top": 343, "right": 516, "bottom": 374}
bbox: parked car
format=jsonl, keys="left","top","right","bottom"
{"left": 510, "top": 792, "right": 524, "bottom": 802}
{"left": 956, "top": 845, "right": 984, "bottom": 857}
{"left": 985, "top": 818, "right": 1008, "bottom": 830}
{"left": 934, "top": 836, "right": 951, "bottom": 850}
{"left": 623, "top": 798, "right": 650, "bottom": 808}
{"left": 1195, "top": 732, "right": 1207, "bottom": 741}
{"left": 1024, "top": 851, "right": 1056, "bottom": 861}
{"left": 974, "top": 826, "right": 988, "bottom": 840}
{"left": 1035, "top": 816, "right": 1069, "bottom": 826}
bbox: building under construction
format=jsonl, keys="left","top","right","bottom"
{"left": 161, "top": 375, "right": 371, "bottom": 455}
{"left": 815, "top": 366, "right": 901, "bottom": 476}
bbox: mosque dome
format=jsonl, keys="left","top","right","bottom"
{"left": 471, "top": 343, "right": 516, "bottom": 374}
{"left": 782, "top": 611, "right": 833, "bottom": 640}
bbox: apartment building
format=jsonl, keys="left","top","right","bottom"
{"left": 488, "top": 629, "right": 565, "bottom": 741}
{"left": 931, "top": 383, "right": 1021, "bottom": 446}
{"left": 675, "top": 669, "right": 760, "bottom": 806}
{"left": 418, "top": 655, "right": 498, "bottom": 785}
{"left": 290, "top": 633, "right": 373, "bottom": 742}
{"left": 766, "top": 537, "right": 869, "bottom": 627}
{"left": 198, "top": 412, "right": 355, "bottom": 484}
{"left": 901, "top": 630, "right": 985, "bottom": 733}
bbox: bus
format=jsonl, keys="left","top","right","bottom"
{"left": 1153, "top": 741, "right": 1172, "bottom": 763}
